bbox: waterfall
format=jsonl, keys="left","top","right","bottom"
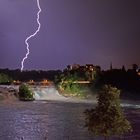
{"left": 33, "top": 86, "right": 66, "bottom": 101}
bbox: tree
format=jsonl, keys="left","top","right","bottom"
{"left": 18, "top": 84, "right": 34, "bottom": 101}
{"left": 58, "top": 74, "right": 81, "bottom": 94}
{"left": 84, "top": 85, "right": 132, "bottom": 140}
{"left": 122, "top": 65, "right": 126, "bottom": 72}
{"left": 0, "top": 73, "right": 12, "bottom": 84}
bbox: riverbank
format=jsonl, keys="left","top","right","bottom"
{"left": 0, "top": 86, "right": 18, "bottom": 101}
{"left": 0, "top": 85, "right": 140, "bottom": 105}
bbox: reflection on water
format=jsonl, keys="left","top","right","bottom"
{"left": 0, "top": 100, "right": 139, "bottom": 140}
{"left": 0, "top": 85, "right": 140, "bottom": 139}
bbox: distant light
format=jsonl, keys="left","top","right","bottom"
{"left": 137, "top": 72, "right": 140, "bottom": 76}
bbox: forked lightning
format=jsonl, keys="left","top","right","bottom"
{"left": 21, "top": 0, "right": 41, "bottom": 71}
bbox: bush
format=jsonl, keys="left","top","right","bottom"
{"left": 18, "top": 84, "right": 34, "bottom": 101}
{"left": 84, "top": 85, "right": 132, "bottom": 140}
{"left": 55, "top": 73, "right": 91, "bottom": 98}
{"left": 59, "top": 82, "right": 84, "bottom": 97}
{"left": 0, "top": 73, "right": 12, "bottom": 84}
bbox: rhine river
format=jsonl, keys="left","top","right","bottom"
{"left": 0, "top": 86, "right": 140, "bottom": 140}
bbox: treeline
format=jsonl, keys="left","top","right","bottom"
{"left": 0, "top": 69, "right": 62, "bottom": 82}
{"left": 55, "top": 65, "right": 140, "bottom": 98}
{"left": 100, "top": 68, "right": 140, "bottom": 98}
{"left": 102, "top": 69, "right": 140, "bottom": 91}
{"left": 1, "top": 66, "right": 140, "bottom": 96}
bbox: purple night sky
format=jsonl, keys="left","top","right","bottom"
{"left": 0, "top": 0, "right": 140, "bottom": 70}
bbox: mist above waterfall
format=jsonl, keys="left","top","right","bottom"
{"left": 33, "top": 86, "right": 66, "bottom": 101}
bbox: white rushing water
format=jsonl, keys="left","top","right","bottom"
{"left": 32, "top": 86, "right": 66, "bottom": 101}
{"left": 0, "top": 85, "right": 140, "bottom": 107}
{"left": 121, "top": 103, "right": 140, "bottom": 108}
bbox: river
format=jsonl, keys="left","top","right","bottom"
{"left": 0, "top": 86, "right": 139, "bottom": 140}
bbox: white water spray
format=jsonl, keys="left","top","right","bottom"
{"left": 21, "top": 0, "right": 41, "bottom": 71}
{"left": 33, "top": 86, "right": 66, "bottom": 101}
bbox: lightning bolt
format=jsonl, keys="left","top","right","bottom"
{"left": 20, "top": 0, "right": 41, "bottom": 72}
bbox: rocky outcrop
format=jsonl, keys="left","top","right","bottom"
{"left": 0, "top": 86, "right": 18, "bottom": 101}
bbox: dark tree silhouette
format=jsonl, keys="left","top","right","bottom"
{"left": 84, "top": 85, "right": 132, "bottom": 140}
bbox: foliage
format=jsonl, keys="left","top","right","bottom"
{"left": 84, "top": 85, "right": 132, "bottom": 140}
{"left": 18, "top": 84, "right": 34, "bottom": 101}
{"left": 0, "top": 73, "right": 12, "bottom": 84}
{"left": 57, "top": 74, "right": 87, "bottom": 97}
{"left": 0, "top": 68, "right": 62, "bottom": 82}
{"left": 101, "top": 68, "right": 140, "bottom": 95}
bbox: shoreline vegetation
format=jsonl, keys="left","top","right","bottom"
{"left": 0, "top": 64, "right": 140, "bottom": 101}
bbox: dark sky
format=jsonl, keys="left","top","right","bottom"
{"left": 0, "top": 0, "right": 140, "bottom": 70}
